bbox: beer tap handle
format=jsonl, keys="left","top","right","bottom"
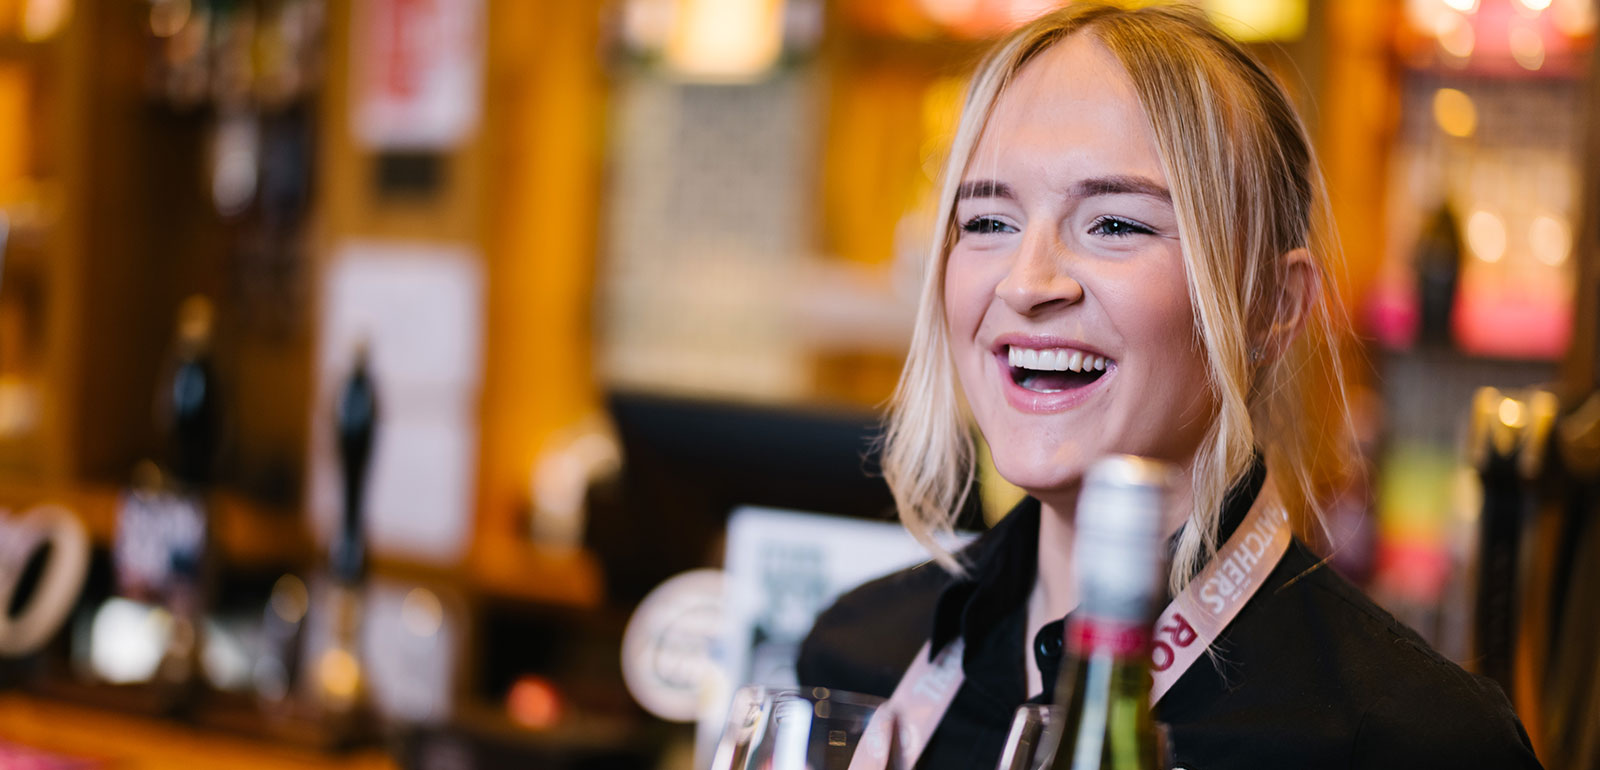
{"left": 332, "top": 343, "right": 378, "bottom": 585}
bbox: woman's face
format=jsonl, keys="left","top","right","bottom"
{"left": 944, "top": 35, "right": 1216, "bottom": 512}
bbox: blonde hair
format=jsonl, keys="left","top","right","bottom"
{"left": 883, "top": 3, "right": 1355, "bottom": 593}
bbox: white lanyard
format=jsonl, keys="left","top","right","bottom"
{"left": 848, "top": 479, "right": 1292, "bottom": 770}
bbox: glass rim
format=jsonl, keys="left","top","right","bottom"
{"left": 733, "top": 684, "right": 887, "bottom": 710}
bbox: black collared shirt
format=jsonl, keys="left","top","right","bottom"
{"left": 796, "top": 472, "right": 1542, "bottom": 769}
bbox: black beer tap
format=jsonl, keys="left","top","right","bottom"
{"left": 332, "top": 344, "right": 377, "bottom": 586}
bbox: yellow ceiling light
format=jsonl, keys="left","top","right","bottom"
{"left": 1204, "top": 0, "right": 1308, "bottom": 42}
{"left": 664, "top": 0, "right": 786, "bottom": 82}
{"left": 1432, "top": 88, "right": 1477, "bottom": 138}
{"left": 1466, "top": 209, "right": 1507, "bottom": 263}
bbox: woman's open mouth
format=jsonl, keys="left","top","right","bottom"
{"left": 1006, "top": 345, "right": 1110, "bottom": 393}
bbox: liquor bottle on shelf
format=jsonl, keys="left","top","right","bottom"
{"left": 168, "top": 295, "right": 220, "bottom": 489}
{"left": 1414, "top": 202, "right": 1463, "bottom": 348}
{"left": 1044, "top": 456, "right": 1170, "bottom": 770}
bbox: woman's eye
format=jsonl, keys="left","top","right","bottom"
{"left": 961, "top": 216, "right": 1015, "bottom": 235}
{"left": 1088, "top": 215, "right": 1154, "bottom": 237}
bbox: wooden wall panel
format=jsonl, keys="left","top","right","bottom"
{"left": 473, "top": 0, "right": 607, "bottom": 582}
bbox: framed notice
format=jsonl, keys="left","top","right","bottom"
{"left": 351, "top": 0, "right": 485, "bottom": 150}
{"left": 694, "top": 506, "right": 974, "bottom": 765}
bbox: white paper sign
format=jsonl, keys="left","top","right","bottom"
{"left": 351, "top": 0, "right": 485, "bottom": 150}
{"left": 695, "top": 506, "right": 974, "bottom": 768}
{"left": 309, "top": 241, "right": 484, "bottom": 564}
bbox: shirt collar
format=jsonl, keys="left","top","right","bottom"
{"left": 927, "top": 496, "right": 1041, "bottom": 656}
{"left": 925, "top": 455, "right": 1268, "bottom": 659}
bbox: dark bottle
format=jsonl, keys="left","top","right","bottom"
{"left": 168, "top": 295, "right": 219, "bottom": 489}
{"left": 1415, "top": 203, "right": 1463, "bottom": 347}
{"left": 1046, "top": 456, "right": 1171, "bottom": 770}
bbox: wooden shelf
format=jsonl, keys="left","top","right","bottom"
{"left": 0, "top": 693, "right": 396, "bottom": 770}
{"left": 0, "top": 37, "right": 50, "bottom": 63}
{"left": 0, "top": 480, "right": 603, "bottom": 607}
{"left": 467, "top": 535, "right": 604, "bottom": 609}
{"left": 0, "top": 482, "right": 313, "bottom": 570}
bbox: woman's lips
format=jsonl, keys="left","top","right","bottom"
{"left": 993, "top": 348, "right": 1115, "bottom": 413}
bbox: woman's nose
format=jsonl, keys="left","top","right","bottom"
{"left": 995, "top": 226, "right": 1084, "bottom": 315}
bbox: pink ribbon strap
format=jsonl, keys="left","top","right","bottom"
{"left": 856, "top": 477, "right": 1292, "bottom": 769}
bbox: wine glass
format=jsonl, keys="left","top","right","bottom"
{"left": 709, "top": 684, "right": 771, "bottom": 770}
{"left": 994, "top": 703, "right": 1062, "bottom": 770}
{"left": 710, "top": 685, "right": 899, "bottom": 770}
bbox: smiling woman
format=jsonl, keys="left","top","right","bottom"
{"left": 797, "top": 4, "right": 1543, "bottom": 770}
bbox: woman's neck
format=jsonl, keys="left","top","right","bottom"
{"left": 1025, "top": 495, "right": 1079, "bottom": 698}
{"left": 1033, "top": 496, "right": 1080, "bottom": 623}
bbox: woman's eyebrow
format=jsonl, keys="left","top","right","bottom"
{"left": 955, "top": 179, "right": 1014, "bottom": 201}
{"left": 1072, "top": 174, "right": 1171, "bottom": 201}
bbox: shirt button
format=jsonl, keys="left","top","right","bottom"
{"left": 1034, "top": 628, "right": 1064, "bottom": 660}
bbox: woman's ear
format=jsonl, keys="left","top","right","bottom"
{"left": 1257, "top": 248, "right": 1318, "bottom": 363}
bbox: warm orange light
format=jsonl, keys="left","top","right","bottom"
{"left": 1530, "top": 214, "right": 1570, "bottom": 267}
{"left": 1554, "top": 0, "right": 1597, "bottom": 34}
{"left": 317, "top": 648, "right": 362, "bottom": 703}
{"left": 269, "top": 574, "right": 309, "bottom": 624}
{"left": 1498, "top": 398, "right": 1525, "bottom": 428}
{"left": 21, "top": 0, "right": 69, "bottom": 41}
{"left": 1437, "top": 13, "right": 1475, "bottom": 59}
{"left": 400, "top": 587, "right": 444, "bottom": 637}
{"left": 1432, "top": 88, "right": 1477, "bottom": 138}
{"left": 664, "top": 0, "right": 785, "bottom": 82}
{"left": 508, "top": 675, "right": 564, "bottom": 729}
{"left": 1466, "top": 209, "right": 1507, "bottom": 264}
{"left": 1509, "top": 24, "right": 1545, "bottom": 70}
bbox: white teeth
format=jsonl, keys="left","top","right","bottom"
{"left": 1006, "top": 346, "right": 1109, "bottom": 373}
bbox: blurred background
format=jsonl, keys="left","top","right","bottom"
{"left": 0, "top": 0, "right": 1595, "bottom": 768}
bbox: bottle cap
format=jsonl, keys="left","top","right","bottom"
{"left": 1077, "top": 455, "right": 1172, "bottom": 544}
{"left": 1074, "top": 455, "right": 1174, "bottom": 621}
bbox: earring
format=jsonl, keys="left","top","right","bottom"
{"left": 1248, "top": 346, "right": 1265, "bottom": 363}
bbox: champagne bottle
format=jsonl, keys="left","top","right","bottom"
{"left": 1047, "top": 456, "right": 1171, "bottom": 770}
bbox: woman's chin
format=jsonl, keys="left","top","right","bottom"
{"left": 999, "top": 468, "right": 1085, "bottom": 510}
